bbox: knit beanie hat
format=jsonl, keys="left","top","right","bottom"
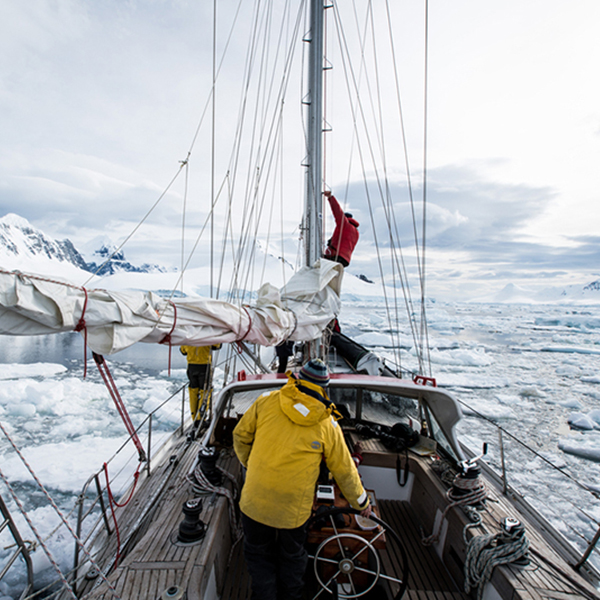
{"left": 298, "top": 358, "right": 330, "bottom": 387}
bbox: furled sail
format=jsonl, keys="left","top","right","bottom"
{"left": 0, "top": 260, "right": 342, "bottom": 355}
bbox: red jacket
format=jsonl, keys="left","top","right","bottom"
{"left": 324, "top": 195, "right": 359, "bottom": 266}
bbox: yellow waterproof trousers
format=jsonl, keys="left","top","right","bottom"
{"left": 189, "top": 388, "right": 212, "bottom": 420}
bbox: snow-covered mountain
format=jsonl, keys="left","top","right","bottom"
{"left": 0, "top": 214, "right": 165, "bottom": 278}
{"left": 474, "top": 281, "right": 600, "bottom": 305}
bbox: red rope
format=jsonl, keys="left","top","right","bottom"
{"left": 0, "top": 270, "right": 94, "bottom": 380}
{"left": 74, "top": 287, "right": 89, "bottom": 378}
{"left": 159, "top": 301, "right": 177, "bottom": 375}
{"left": 103, "top": 462, "right": 142, "bottom": 567}
{"left": 240, "top": 305, "right": 253, "bottom": 341}
{"left": 93, "top": 353, "right": 146, "bottom": 462}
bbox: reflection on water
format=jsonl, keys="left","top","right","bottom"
{"left": 0, "top": 333, "right": 187, "bottom": 374}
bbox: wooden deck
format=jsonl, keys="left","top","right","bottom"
{"left": 357, "top": 436, "right": 600, "bottom": 600}
{"left": 220, "top": 499, "right": 467, "bottom": 600}
{"left": 67, "top": 436, "right": 240, "bottom": 600}
{"left": 61, "top": 424, "right": 600, "bottom": 600}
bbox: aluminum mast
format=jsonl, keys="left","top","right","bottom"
{"left": 304, "top": 0, "right": 324, "bottom": 267}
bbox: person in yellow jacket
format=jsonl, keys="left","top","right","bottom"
{"left": 180, "top": 344, "right": 221, "bottom": 422}
{"left": 233, "top": 358, "right": 371, "bottom": 600}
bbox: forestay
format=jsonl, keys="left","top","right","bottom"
{"left": 0, "top": 260, "right": 342, "bottom": 355}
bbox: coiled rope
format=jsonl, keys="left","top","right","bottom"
{"left": 422, "top": 466, "right": 488, "bottom": 546}
{"left": 464, "top": 520, "right": 529, "bottom": 600}
{"left": 186, "top": 453, "right": 240, "bottom": 535}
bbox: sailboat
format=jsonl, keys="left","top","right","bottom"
{"left": 1, "top": 1, "right": 600, "bottom": 599}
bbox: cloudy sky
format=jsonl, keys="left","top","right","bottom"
{"left": 1, "top": 0, "right": 599, "bottom": 300}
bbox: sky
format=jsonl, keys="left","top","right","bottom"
{"left": 1, "top": 0, "right": 600, "bottom": 301}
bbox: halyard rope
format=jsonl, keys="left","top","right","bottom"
{"left": 421, "top": 468, "right": 488, "bottom": 546}
{"left": 93, "top": 353, "right": 146, "bottom": 462}
{"left": 185, "top": 451, "right": 243, "bottom": 568}
{"left": 103, "top": 462, "right": 143, "bottom": 568}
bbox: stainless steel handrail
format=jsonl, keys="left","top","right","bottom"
{"left": 0, "top": 493, "right": 34, "bottom": 600}
{"left": 70, "top": 383, "right": 187, "bottom": 595}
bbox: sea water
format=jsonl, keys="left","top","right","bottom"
{"left": 1, "top": 300, "right": 600, "bottom": 598}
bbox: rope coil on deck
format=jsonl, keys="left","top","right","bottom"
{"left": 464, "top": 519, "right": 530, "bottom": 600}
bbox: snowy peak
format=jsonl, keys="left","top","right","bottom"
{"left": 477, "top": 280, "right": 600, "bottom": 304}
{"left": 583, "top": 280, "right": 600, "bottom": 292}
{"left": 0, "top": 213, "right": 88, "bottom": 269}
{"left": 0, "top": 213, "right": 165, "bottom": 276}
{"left": 85, "top": 243, "right": 166, "bottom": 276}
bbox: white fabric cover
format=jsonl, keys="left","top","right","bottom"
{"left": 0, "top": 261, "right": 343, "bottom": 355}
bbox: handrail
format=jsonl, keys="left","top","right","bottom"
{"left": 457, "top": 397, "right": 600, "bottom": 575}
{"left": 0, "top": 493, "right": 34, "bottom": 600}
{"left": 70, "top": 383, "right": 188, "bottom": 595}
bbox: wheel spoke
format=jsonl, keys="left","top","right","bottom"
{"left": 350, "top": 541, "right": 371, "bottom": 563}
{"left": 370, "top": 527, "right": 386, "bottom": 545}
{"left": 308, "top": 507, "right": 408, "bottom": 600}
{"left": 313, "top": 556, "right": 339, "bottom": 566}
{"left": 329, "top": 516, "right": 346, "bottom": 556}
{"left": 322, "top": 569, "right": 342, "bottom": 593}
{"left": 351, "top": 565, "right": 379, "bottom": 577}
{"left": 376, "top": 572, "right": 404, "bottom": 584}
{"left": 345, "top": 573, "right": 358, "bottom": 596}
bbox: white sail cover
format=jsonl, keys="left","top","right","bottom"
{"left": 0, "top": 261, "right": 343, "bottom": 355}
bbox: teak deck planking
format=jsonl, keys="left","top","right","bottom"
{"left": 62, "top": 426, "right": 600, "bottom": 600}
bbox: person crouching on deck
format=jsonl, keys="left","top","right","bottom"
{"left": 233, "top": 358, "right": 371, "bottom": 600}
{"left": 180, "top": 344, "right": 221, "bottom": 423}
{"left": 323, "top": 190, "right": 360, "bottom": 267}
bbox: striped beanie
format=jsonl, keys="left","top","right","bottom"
{"left": 298, "top": 358, "right": 330, "bottom": 387}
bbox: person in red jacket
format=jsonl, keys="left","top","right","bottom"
{"left": 323, "top": 190, "right": 359, "bottom": 267}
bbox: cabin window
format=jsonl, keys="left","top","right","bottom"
{"left": 328, "top": 387, "right": 420, "bottom": 427}
{"left": 423, "top": 405, "right": 460, "bottom": 463}
{"left": 222, "top": 386, "right": 282, "bottom": 418}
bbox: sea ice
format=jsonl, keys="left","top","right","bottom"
{"left": 428, "top": 348, "right": 493, "bottom": 367}
{"left": 519, "top": 386, "right": 547, "bottom": 398}
{"left": 556, "top": 365, "right": 581, "bottom": 377}
{"left": 568, "top": 412, "right": 596, "bottom": 430}
{"left": 6, "top": 402, "right": 36, "bottom": 417}
{"left": 559, "top": 432, "right": 600, "bottom": 461}
{"left": 587, "top": 409, "right": 600, "bottom": 426}
{"left": 558, "top": 398, "right": 583, "bottom": 410}
{"left": 0, "top": 363, "right": 67, "bottom": 380}
{"left": 354, "top": 332, "right": 394, "bottom": 347}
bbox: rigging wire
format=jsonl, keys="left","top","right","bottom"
{"left": 419, "top": 0, "right": 432, "bottom": 376}
{"left": 332, "top": 0, "right": 425, "bottom": 373}
{"left": 180, "top": 159, "right": 190, "bottom": 294}
{"left": 222, "top": 0, "right": 305, "bottom": 304}
{"left": 211, "top": 0, "right": 217, "bottom": 297}
{"left": 82, "top": 164, "right": 187, "bottom": 288}
{"left": 365, "top": 0, "right": 406, "bottom": 370}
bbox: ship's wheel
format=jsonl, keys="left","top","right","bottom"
{"left": 306, "top": 507, "right": 409, "bottom": 599}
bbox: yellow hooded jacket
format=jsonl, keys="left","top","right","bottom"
{"left": 180, "top": 345, "right": 221, "bottom": 364}
{"left": 233, "top": 375, "right": 369, "bottom": 529}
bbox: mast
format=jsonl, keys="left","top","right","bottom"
{"left": 302, "top": 0, "right": 326, "bottom": 361}
{"left": 304, "top": 0, "right": 324, "bottom": 267}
